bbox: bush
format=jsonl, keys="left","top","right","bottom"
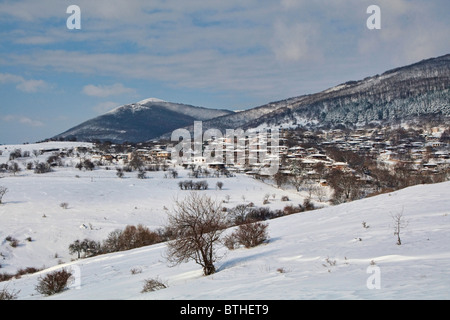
{"left": 137, "top": 170, "right": 147, "bottom": 179}
{"left": 69, "top": 239, "right": 102, "bottom": 259}
{"left": 229, "top": 222, "right": 269, "bottom": 249}
{"left": 141, "top": 278, "right": 167, "bottom": 293}
{"left": 0, "top": 187, "right": 8, "bottom": 205}
{"left": 0, "top": 287, "right": 20, "bottom": 300}
{"left": 5, "top": 236, "right": 19, "bottom": 248}
{"left": 35, "top": 269, "right": 73, "bottom": 296}
{"left": 34, "top": 162, "right": 52, "bottom": 174}
{"left": 229, "top": 204, "right": 250, "bottom": 225}
{"left": 302, "top": 198, "right": 315, "bottom": 211}
{"left": 0, "top": 273, "right": 14, "bottom": 282}
{"left": 102, "top": 224, "right": 161, "bottom": 253}
{"left": 76, "top": 159, "right": 95, "bottom": 171}
{"left": 247, "top": 207, "right": 278, "bottom": 221}
{"left": 117, "top": 225, "right": 160, "bottom": 251}
{"left": 9, "top": 239, "right": 19, "bottom": 248}
{"left": 116, "top": 168, "right": 124, "bottom": 178}
{"left": 223, "top": 233, "right": 240, "bottom": 250}
{"left": 283, "top": 204, "right": 302, "bottom": 215}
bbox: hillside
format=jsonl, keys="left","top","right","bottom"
{"left": 52, "top": 99, "right": 233, "bottom": 143}
{"left": 1, "top": 143, "right": 449, "bottom": 300}
{"left": 243, "top": 54, "right": 450, "bottom": 130}
{"left": 53, "top": 54, "right": 449, "bottom": 144}
{"left": 166, "top": 53, "right": 450, "bottom": 137}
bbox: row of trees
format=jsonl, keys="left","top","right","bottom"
{"left": 69, "top": 224, "right": 161, "bottom": 259}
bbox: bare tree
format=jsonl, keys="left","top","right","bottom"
{"left": 0, "top": 186, "right": 8, "bottom": 205}
{"left": 327, "top": 169, "right": 361, "bottom": 203}
{"left": 292, "top": 175, "right": 305, "bottom": 192}
{"left": 165, "top": 193, "right": 227, "bottom": 276}
{"left": 129, "top": 152, "right": 144, "bottom": 171}
{"left": 392, "top": 210, "right": 408, "bottom": 245}
{"left": 273, "top": 171, "right": 287, "bottom": 188}
{"left": 8, "top": 162, "right": 21, "bottom": 175}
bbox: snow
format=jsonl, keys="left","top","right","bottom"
{"left": 1, "top": 142, "right": 450, "bottom": 300}
{"left": 138, "top": 98, "right": 167, "bottom": 104}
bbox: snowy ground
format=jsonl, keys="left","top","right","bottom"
{"left": 1, "top": 142, "right": 450, "bottom": 300}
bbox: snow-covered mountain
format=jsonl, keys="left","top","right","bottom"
{"left": 53, "top": 53, "right": 449, "bottom": 144}
{"left": 190, "top": 54, "right": 450, "bottom": 134}
{"left": 52, "top": 99, "right": 233, "bottom": 143}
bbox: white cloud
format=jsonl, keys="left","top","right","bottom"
{"left": 1, "top": 0, "right": 448, "bottom": 103}
{"left": 1, "top": 115, "right": 44, "bottom": 127}
{"left": 82, "top": 83, "right": 136, "bottom": 97}
{"left": 0, "top": 73, "right": 49, "bottom": 93}
{"left": 271, "top": 20, "right": 322, "bottom": 62}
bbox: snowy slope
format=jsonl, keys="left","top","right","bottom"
{"left": 1, "top": 144, "right": 449, "bottom": 300}
{"left": 180, "top": 53, "right": 450, "bottom": 135}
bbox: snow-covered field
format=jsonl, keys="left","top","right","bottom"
{"left": 1, "top": 142, "right": 450, "bottom": 300}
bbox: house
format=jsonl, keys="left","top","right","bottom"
{"left": 332, "top": 162, "right": 348, "bottom": 170}
{"left": 208, "top": 162, "right": 226, "bottom": 170}
{"left": 156, "top": 151, "right": 171, "bottom": 160}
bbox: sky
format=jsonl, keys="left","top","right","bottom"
{"left": 0, "top": 0, "right": 449, "bottom": 144}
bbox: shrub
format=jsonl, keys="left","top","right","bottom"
{"left": 283, "top": 204, "right": 302, "bottom": 215}
{"left": 116, "top": 168, "right": 124, "bottom": 178}
{"left": 14, "top": 267, "right": 41, "bottom": 279}
{"left": 5, "top": 236, "right": 19, "bottom": 248}
{"left": 60, "top": 202, "right": 69, "bottom": 209}
{"left": 216, "top": 181, "right": 223, "bottom": 190}
{"left": 223, "top": 233, "right": 239, "bottom": 250}
{"left": 0, "top": 287, "right": 20, "bottom": 300}
{"left": 137, "top": 170, "right": 147, "bottom": 179}
{"left": 8, "top": 162, "right": 21, "bottom": 175}
{"left": 0, "top": 273, "right": 14, "bottom": 282}
{"left": 69, "top": 239, "right": 102, "bottom": 259}
{"left": 35, "top": 269, "right": 73, "bottom": 296}
{"left": 229, "top": 204, "right": 250, "bottom": 225}
{"left": 34, "top": 162, "right": 52, "bottom": 174}
{"left": 247, "top": 207, "right": 277, "bottom": 221}
{"left": 0, "top": 187, "right": 8, "bottom": 205}
{"left": 141, "top": 277, "right": 167, "bottom": 293}
{"left": 302, "top": 198, "right": 315, "bottom": 211}
{"left": 231, "top": 222, "right": 269, "bottom": 248}
{"left": 102, "top": 224, "right": 161, "bottom": 253}
{"left": 118, "top": 225, "right": 160, "bottom": 251}
{"left": 76, "top": 159, "right": 94, "bottom": 171}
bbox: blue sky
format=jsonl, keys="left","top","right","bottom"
{"left": 1, "top": 0, "right": 449, "bottom": 144}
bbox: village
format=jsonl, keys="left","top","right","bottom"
{"left": 2, "top": 123, "right": 449, "bottom": 204}
{"left": 79, "top": 124, "right": 450, "bottom": 178}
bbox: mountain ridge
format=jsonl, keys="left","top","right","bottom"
{"left": 53, "top": 100, "right": 234, "bottom": 143}
{"left": 204, "top": 53, "right": 450, "bottom": 133}
{"left": 54, "top": 54, "right": 450, "bottom": 143}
